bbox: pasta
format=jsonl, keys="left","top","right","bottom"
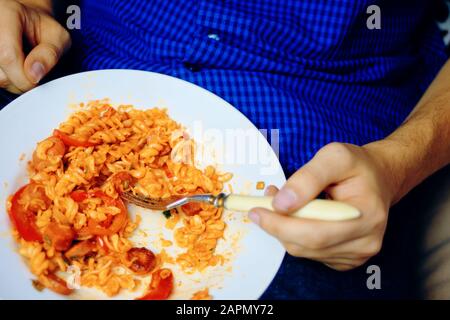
{"left": 191, "top": 288, "right": 212, "bottom": 300}
{"left": 6, "top": 100, "right": 229, "bottom": 299}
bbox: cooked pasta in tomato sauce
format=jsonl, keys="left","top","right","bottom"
{"left": 6, "top": 100, "right": 232, "bottom": 298}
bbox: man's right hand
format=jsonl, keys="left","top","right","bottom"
{"left": 0, "top": 0, "right": 71, "bottom": 94}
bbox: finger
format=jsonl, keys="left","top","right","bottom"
{"left": 264, "top": 185, "right": 279, "bottom": 196}
{"left": 24, "top": 16, "right": 71, "bottom": 84}
{"left": 0, "top": 68, "right": 9, "bottom": 87}
{"left": 321, "top": 258, "right": 359, "bottom": 265}
{"left": 4, "top": 83, "right": 22, "bottom": 94}
{"left": 272, "top": 143, "right": 358, "bottom": 213}
{"left": 249, "top": 207, "right": 364, "bottom": 248}
{"left": 283, "top": 236, "right": 381, "bottom": 260}
{"left": 0, "top": 8, "right": 34, "bottom": 92}
{"left": 0, "top": 67, "right": 23, "bottom": 94}
{"left": 323, "top": 262, "right": 358, "bottom": 271}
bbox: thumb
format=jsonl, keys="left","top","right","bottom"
{"left": 23, "top": 19, "right": 71, "bottom": 84}
{"left": 272, "top": 143, "right": 357, "bottom": 213}
{"left": 24, "top": 43, "right": 60, "bottom": 84}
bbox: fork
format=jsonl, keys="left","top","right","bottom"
{"left": 121, "top": 192, "right": 360, "bottom": 221}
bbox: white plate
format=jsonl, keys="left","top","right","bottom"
{"left": 0, "top": 70, "right": 285, "bottom": 300}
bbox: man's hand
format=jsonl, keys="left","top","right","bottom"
{"left": 249, "top": 142, "right": 400, "bottom": 271}
{"left": 249, "top": 57, "right": 450, "bottom": 271}
{"left": 0, "top": 0, "right": 71, "bottom": 94}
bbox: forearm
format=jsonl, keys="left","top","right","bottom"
{"left": 365, "top": 60, "right": 450, "bottom": 204}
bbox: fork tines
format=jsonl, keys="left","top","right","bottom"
{"left": 121, "top": 192, "right": 164, "bottom": 210}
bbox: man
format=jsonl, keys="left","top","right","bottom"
{"left": 0, "top": 0, "right": 449, "bottom": 298}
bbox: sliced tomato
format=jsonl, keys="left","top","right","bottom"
{"left": 70, "top": 190, "right": 90, "bottom": 202}
{"left": 20, "top": 183, "right": 51, "bottom": 212}
{"left": 138, "top": 269, "right": 173, "bottom": 300}
{"left": 8, "top": 185, "right": 42, "bottom": 242}
{"left": 181, "top": 202, "right": 202, "bottom": 216}
{"left": 70, "top": 190, "right": 114, "bottom": 205}
{"left": 99, "top": 214, "right": 114, "bottom": 228}
{"left": 42, "top": 222, "right": 75, "bottom": 251}
{"left": 53, "top": 129, "right": 99, "bottom": 148}
{"left": 72, "top": 190, "right": 128, "bottom": 237}
{"left": 92, "top": 190, "right": 116, "bottom": 205}
{"left": 41, "top": 273, "right": 73, "bottom": 295}
{"left": 85, "top": 197, "right": 127, "bottom": 236}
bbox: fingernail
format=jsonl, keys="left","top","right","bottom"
{"left": 273, "top": 187, "right": 298, "bottom": 211}
{"left": 248, "top": 210, "right": 260, "bottom": 225}
{"left": 30, "top": 62, "right": 45, "bottom": 84}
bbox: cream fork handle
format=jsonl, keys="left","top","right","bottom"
{"left": 224, "top": 195, "right": 360, "bottom": 221}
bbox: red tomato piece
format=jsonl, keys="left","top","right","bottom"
{"left": 72, "top": 190, "right": 128, "bottom": 237}
{"left": 138, "top": 269, "right": 174, "bottom": 300}
{"left": 70, "top": 190, "right": 89, "bottom": 202}
{"left": 8, "top": 185, "right": 43, "bottom": 242}
{"left": 53, "top": 129, "right": 99, "bottom": 148}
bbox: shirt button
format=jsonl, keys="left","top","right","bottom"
{"left": 183, "top": 62, "right": 202, "bottom": 72}
{"left": 207, "top": 33, "right": 220, "bottom": 41}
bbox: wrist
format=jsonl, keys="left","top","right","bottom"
{"left": 363, "top": 139, "right": 410, "bottom": 205}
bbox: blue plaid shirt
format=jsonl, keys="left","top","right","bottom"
{"left": 76, "top": 0, "right": 447, "bottom": 298}
{"left": 79, "top": 0, "right": 447, "bottom": 177}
